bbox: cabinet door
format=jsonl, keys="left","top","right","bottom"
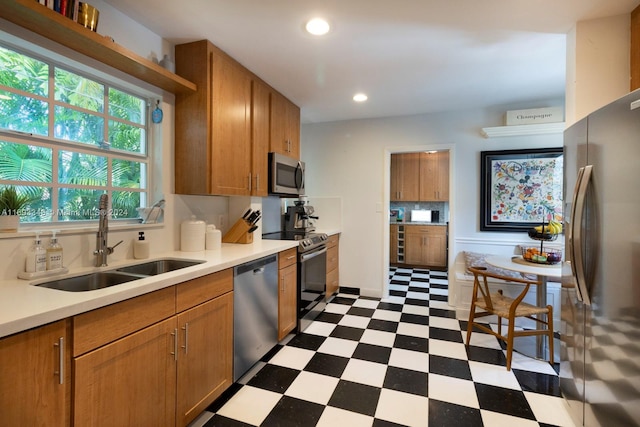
{"left": 177, "top": 292, "right": 233, "bottom": 427}
{"left": 419, "top": 151, "right": 449, "bottom": 201}
{"left": 424, "top": 232, "right": 447, "bottom": 267}
{"left": 390, "top": 225, "right": 398, "bottom": 264}
{"left": 278, "top": 263, "right": 297, "bottom": 341}
{"left": 438, "top": 151, "right": 449, "bottom": 200}
{"left": 270, "top": 90, "right": 300, "bottom": 159}
{"left": 326, "top": 246, "right": 339, "bottom": 298}
{"left": 0, "top": 320, "right": 70, "bottom": 427}
{"left": 404, "top": 230, "right": 425, "bottom": 265}
{"left": 251, "top": 79, "right": 270, "bottom": 196}
{"left": 74, "top": 318, "right": 177, "bottom": 427}
{"left": 210, "top": 53, "right": 252, "bottom": 195}
{"left": 391, "top": 153, "right": 420, "bottom": 201}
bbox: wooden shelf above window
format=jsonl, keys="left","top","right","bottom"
{"left": 0, "top": 0, "right": 197, "bottom": 94}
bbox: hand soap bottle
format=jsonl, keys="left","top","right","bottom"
{"left": 46, "top": 230, "right": 63, "bottom": 270}
{"left": 133, "top": 231, "right": 150, "bottom": 259}
{"left": 26, "top": 232, "right": 47, "bottom": 273}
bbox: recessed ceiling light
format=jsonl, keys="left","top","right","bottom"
{"left": 353, "top": 93, "right": 368, "bottom": 102}
{"left": 305, "top": 18, "right": 330, "bottom": 36}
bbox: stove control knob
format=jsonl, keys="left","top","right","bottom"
{"left": 320, "top": 234, "right": 328, "bottom": 241}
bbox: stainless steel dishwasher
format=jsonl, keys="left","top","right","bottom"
{"left": 233, "top": 254, "right": 278, "bottom": 381}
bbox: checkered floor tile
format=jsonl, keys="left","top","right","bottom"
{"left": 194, "top": 267, "right": 576, "bottom": 427}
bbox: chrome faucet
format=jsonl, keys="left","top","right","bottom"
{"left": 94, "top": 194, "right": 123, "bottom": 267}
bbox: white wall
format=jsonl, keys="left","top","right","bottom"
{"left": 302, "top": 103, "right": 564, "bottom": 297}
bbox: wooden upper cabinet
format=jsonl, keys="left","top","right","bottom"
{"left": 390, "top": 153, "right": 420, "bottom": 201}
{"left": 270, "top": 90, "right": 301, "bottom": 159}
{"left": 0, "top": 320, "right": 71, "bottom": 427}
{"left": 252, "top": 79, "right": 271, "bottom": 196}
{"left": 419, "top": 151, "right": 449, "bottom": 201}
{"left": 175, "top": 40, "right": 252, "bottom": 196}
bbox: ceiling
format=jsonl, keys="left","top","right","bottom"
{"left": 104, "top": 0, "right": 640, "bottom": 124}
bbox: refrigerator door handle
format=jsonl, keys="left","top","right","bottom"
{"left": 570, "top": 164, "right": 593, "bottom": 305}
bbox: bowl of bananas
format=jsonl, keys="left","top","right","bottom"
{"left": 527, "top": 220, "right": 562, "bottom": 241}
{"left": 521, "top": 246, "right": 563, "bottom": 264}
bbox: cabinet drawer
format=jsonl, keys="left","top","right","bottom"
{"left": 405, "top": 225, "right": 445, "bottom": 235}
{"left": 278, "top": 248, "right": 297, "bottom": 269}
{"left": 327, "top": 234, "right": 339, "bottom": 248}
{"left": 326, "top": 245, "right": 339, "bottom": 273}
{"left": 176, "top": 268, "right": 233, "bottom": 312}
{"left": 73, "top": 287, "right": 175, "bottom": 357}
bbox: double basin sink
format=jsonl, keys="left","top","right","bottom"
{"left": 35, "top": 259, "right": 205, "bottom": 292}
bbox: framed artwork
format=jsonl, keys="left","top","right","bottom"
{"left": 480, "top": 148, "right": 563, "bottom": 232}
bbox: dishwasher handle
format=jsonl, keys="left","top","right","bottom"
{"left": 234, "top": 254, "right": 277, "bottom": 276}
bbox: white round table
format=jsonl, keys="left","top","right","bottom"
{"left": 484, "top": 255, "right": 562, "bottom": 361}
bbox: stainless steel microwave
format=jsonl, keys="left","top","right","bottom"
{"left": 268, "top": 152, "right": 305, "bottom": 196}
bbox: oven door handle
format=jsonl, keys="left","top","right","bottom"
{"left": 299, "top": 247, "right": 327, "bottom": 262}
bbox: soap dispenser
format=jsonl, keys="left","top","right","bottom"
{"left": 26, "top": 232, "right": 47, "bottom": 273}
{"left": 134, "top": 231, "right": 150, "bottom": 259}
{"left": 46, "top": 230, "right": 63, "bottom": 270}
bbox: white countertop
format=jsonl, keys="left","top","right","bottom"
{"left": 389, "top": 222, "right": 448, "bottom": 226}
{"left": 0, "top": 239, "right": 299, "bottom": 339}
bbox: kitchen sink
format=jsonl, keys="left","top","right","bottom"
{"left": 35, "top": 258, "right": 206, "bottom": 292}
{"left": 36, "top": 271, "right": 141, "bottom": 292}
{"left": 115, "top": 259, "right": 205, "bottom": 276}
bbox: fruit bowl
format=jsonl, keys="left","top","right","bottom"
{"left": 521, "top": 246, "right": 562, "bottom": 264}
{"left": 527, "top": 229, "right": 558, "bottom": 241}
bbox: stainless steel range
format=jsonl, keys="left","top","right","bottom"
{"left": 262, "top": 200, "right": 329, "bottom": 332}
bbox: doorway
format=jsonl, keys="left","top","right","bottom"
{"left": 382, "top": 145, "right": 455, "bottom": 298}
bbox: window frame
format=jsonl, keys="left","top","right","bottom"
{"left": 0, "top": 33, "right": 160, "bottom": 230}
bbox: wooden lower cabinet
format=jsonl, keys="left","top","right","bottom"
{"left": 278, "top": 248, "right": 298, "bottom": 341}
{"left": 0, "top": 319, "right": 71, "bottom": 427}
{"left": 404, "top": 225, "right": 446, "bottom": 267}
{"left": 73, "top": 271, "right": 234, "bottom": 427}
{"left": 326, "top": 234, "right": 340, "bottom": 298}
{"left": 390, "top": 225, "right": 398, "bottom": 264}
{"left": 177, "top": 292, "right": 233, "bottom": 426}
{"left": 74, "top": 318, "right": 178, "bottom": 427}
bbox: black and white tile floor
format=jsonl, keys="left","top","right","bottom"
{"left": 193, "top": 267, "right": 575, "bottom": 427}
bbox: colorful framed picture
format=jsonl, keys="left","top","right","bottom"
{"left": 480, "top": 148, "right": 563, "bottom": 232}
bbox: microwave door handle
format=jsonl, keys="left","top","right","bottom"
{"left": 295, "top": 161, "right": 305, "bottom": 190}
{"left": 571, "top": 165, "right": 593, "bottom": 305}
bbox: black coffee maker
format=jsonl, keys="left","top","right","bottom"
{"left": 283, "top": 199, "right": 318, "bottom": 234}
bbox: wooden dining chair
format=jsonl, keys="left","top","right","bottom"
{"left": 465, "top": 266, "right": 554, "bottom": 370}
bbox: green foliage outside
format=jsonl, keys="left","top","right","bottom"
{"left": 0, "top": 45, "right": 147, "bottom": 222}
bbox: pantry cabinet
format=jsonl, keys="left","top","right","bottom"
{"left": 391, "top": 151, "right": 449, "bottom": 202}
{"left": 404, "top": 225, "right": 447, "bottom": 267}
{"left": 72, "top": 271, "right": 233, "bottom": 427}
{"left": 419, "top": 151, "right": 449, "bottom": 201}
{"left": 278, "top": 248, "right": 298, "bottom": 341}
{"left": 0, "top": 319, "right": 71, "bottom": 427}
{"left": 326, "top": 234, "right": 340, "bottom": 298}
{"left": 270, "top": 90, "right": 301, "bottom": 159}
{"left": 175, "top": 40, "right": 253, "bottom": 196}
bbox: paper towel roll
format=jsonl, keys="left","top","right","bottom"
{"left": 181, "top": 216, "right": 206, "bottom": 252}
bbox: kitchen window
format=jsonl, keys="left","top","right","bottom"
{"left": 0, "top": 42, "right": 151, "bottom": 224}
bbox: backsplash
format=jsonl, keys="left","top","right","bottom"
{"left": 390, "top": 201, "right": 448, "bottom": 223}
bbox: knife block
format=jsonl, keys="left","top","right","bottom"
{"left": 222, "top": 218, "right": 254, "bottom": 244}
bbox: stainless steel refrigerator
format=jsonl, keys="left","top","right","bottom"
{"left": 561, "top": 89, "right": 640, "bottom": 427}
